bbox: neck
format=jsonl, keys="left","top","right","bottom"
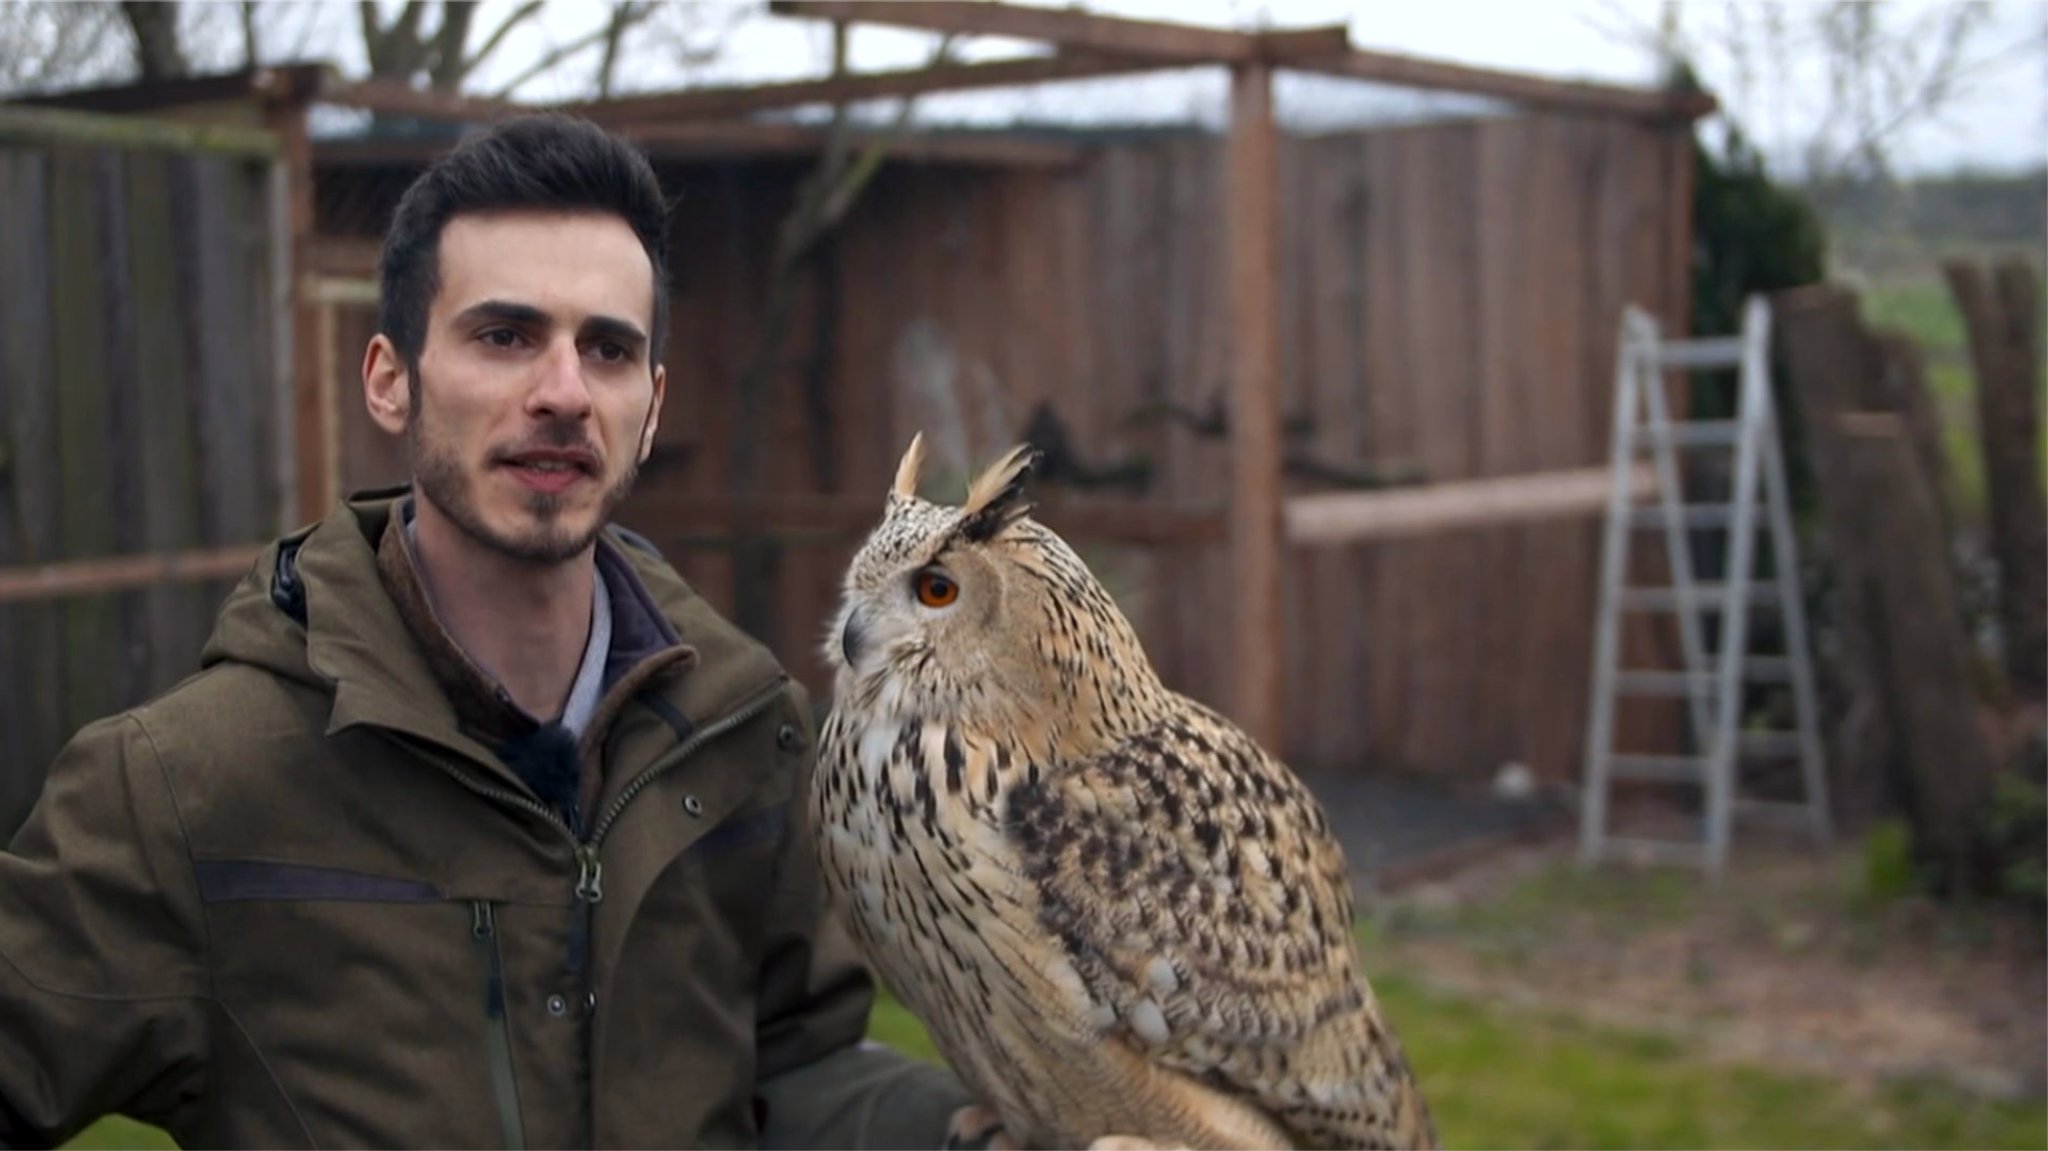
{"left": 411, "top": 497, "right": 594, "bottom": 722}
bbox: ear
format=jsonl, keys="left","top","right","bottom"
{"left": 637, "top": 363, "right": 667, "bottom": 463}
{"left": 363, "top": 334, "right": 411, "bottom": 436}
{"left": 891, "top": 432, "right": 926, "bottom": 501}
{"left": 958, "top": 443, "right": 1041, "bottom": 543}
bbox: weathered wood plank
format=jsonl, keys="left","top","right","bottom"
{"left": 0, "top": 147, "right": 65, "bottom": 831}
{"left": 1226, "top": 62, "right": 1285, "bottom": 752}
{"left": 50, "top": 145, "right": 122, "bottom": 739}
{"left": 92, "top": 147, "right": 153, "bottom": 710}
{"left": 183, "top": 156, "right": 266, "bottom": 546}
{"left": 0, "top": 105, "right": 279, "bottom": 157}
{"left": 125, "top": 150, "right": 209, "bottom": 690}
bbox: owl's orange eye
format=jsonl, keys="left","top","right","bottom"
{"left": 913, "top": 568, "right": 959, "bottom": 608}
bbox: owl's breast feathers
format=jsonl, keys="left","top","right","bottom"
{"left": 815, "top": 701, "right": 1435, "bottom": 1150}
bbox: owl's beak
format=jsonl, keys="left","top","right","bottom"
{"left": 840, "top": 609, "right": 869, "bottom": 668}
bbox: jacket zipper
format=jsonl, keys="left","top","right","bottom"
{"left": 404, "top": 672, "right": 786, "bottom": 876}
{"left": 471, "top": 901, "right": 528, "bottom": 1151}
{"left": 419, "top": 676, "right": 788, "bottom": 1113}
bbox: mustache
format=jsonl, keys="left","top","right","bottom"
{"left": 487, "top": 420, "right": 604, "bottom": 470}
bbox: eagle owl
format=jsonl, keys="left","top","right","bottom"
{"left": 814, "top": 437, "right": 1435, "bottom": 1151}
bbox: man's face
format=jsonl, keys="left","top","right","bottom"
{"left": 365, "top": 210, "right": 666, "bottom": 565}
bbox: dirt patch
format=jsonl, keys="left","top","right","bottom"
{"left": 1361, "top": 836, "right": 2048, "bottom": 1101}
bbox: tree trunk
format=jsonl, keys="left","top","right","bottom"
{"left": 1944, "top": 258, "right": 2047, "bottom": 697}
{"left": 120, "top": 1, "right": 188, "bottom": 80}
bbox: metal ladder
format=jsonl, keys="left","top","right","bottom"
{"left": 1579, "top": 297, "right": 1831, "bottom": 874}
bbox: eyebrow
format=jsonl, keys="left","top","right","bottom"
{"left": 451, "top": 299, "right": 649, "bottom": 352}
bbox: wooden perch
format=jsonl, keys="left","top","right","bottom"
{"left": 1285, "top": 464, "right": 1651, "bottom": 544}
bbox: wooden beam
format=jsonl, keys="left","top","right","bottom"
{"left": 8, "top": 62, "right": 329, "bottom": 115}
{"left": 571, "top": 54, "right": 1183, "bottom": 124}
{"left": 314, "top": 120, "right": 1086, "bottom": 169}
{"left": 1286, "top": 465, "right": 1654, "bottom": 544}
{"left": 1227, "top": 60, "right": 1285, "bottom": 751}
{"left": 0, "top": 105, "right": 279, "bottom": 157}
{"left": 0, "top": 545, "right": 265, "bottom": 605}
{"left": 317, "top": 79, "right": 525, "bottom": 123}
{"left": 1290, "top": 49, "right": 1717, "bottom": 121}
{"left": 771, "top": 0, "right": 1349, "bottom": 64}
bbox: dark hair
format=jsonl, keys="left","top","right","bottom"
{"left": 378, "top": 114, "right": 671, "bottom": 369}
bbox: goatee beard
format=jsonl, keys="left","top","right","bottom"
{"left": 406, "top": 407, "right": 640, "bottom": 566}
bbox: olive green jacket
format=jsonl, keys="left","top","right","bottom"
{"left": 0, "top": 492, "right": 968, "bottom": 1148}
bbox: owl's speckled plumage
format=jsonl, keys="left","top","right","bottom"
{"left": 814, "top": 437, "right": 1435, "bottom": 1151}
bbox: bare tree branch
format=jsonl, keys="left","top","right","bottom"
{"left": 426, "top": 0, "right": 479, "bottom": 90}
{"left": 240, "top": 0, "right": 259, "bottom": 68}
{"left": 461, "top": 0, "right": 544, "bottom": 81}
{"left": 487, "top": 37, "right": 597, "bottom": 97}
{"left": 593, "top": 1, "right": 657, "bottom": 100}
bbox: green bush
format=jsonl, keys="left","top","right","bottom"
{"left": 1863, "top": 819, "right": 1920, "bottom": 902}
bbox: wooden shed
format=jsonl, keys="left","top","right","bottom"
{"left": 3, "top": 2, "right": 1711, "bottom": 812}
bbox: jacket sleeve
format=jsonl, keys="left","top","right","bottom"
{"left": 752, "top": 688, "right": 975, "bottom": 1151}
{"left": 0, "top": 714, "right": 211, "bottom": 1147}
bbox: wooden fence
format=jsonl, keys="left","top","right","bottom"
{"left": 0, "top": 108, "right": 288, "bottom": 832}
{"left": 318, "top": 109, "right": 1690, "bottom": 784}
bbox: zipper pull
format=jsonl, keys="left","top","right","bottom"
{"left": 472, "top": 900, "right": 495, "bottom": 939}
{"left": 575, "top": 843, "right": 604, "bottom": 903}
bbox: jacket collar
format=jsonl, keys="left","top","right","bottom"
{"left": 282, "top": 491, "right": 785, "bottom": 781}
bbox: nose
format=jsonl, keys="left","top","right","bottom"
{"left": 840, "top": 611, "right": 868, "bottom": 667}
{"left": 526, "top": 338, "right": 593, "bottom": 420}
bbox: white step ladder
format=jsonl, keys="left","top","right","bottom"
{"left": 1579, "top": 297, "right": 1831, "bottom": 874}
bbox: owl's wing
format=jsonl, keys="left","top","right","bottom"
{"left": 1004, "top": 705, "right": 1372, "bottom": 1080}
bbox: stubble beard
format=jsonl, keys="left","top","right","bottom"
{"left": 405, "top": 375, "right": 643, "bottom": 566}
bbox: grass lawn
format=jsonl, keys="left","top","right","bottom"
{"left": 63, "top": 963, "right": 2047, "bottom": 1149}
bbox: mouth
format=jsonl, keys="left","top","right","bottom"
{"left": 495, "top": 447, "right": 599, "bottom": 494}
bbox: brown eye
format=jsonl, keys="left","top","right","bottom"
{"left": 913, "top": 568, "right": 959, "bottom": 608}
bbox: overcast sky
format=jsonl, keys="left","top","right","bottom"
{"left": 332, "top": 1, "right": 2048, "bottom": 176}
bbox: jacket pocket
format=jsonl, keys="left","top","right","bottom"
{"left": 471, "top": 901, "right": 527, "bottom": 1151}
{"left": 682, "top": 806, "right": 787, "bottom": 862}
{"left": 194, "top": 859, "right": 442, "bottom": 903}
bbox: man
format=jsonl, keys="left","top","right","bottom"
{"left": 0, "top": 115, "right": 977, "bottom": 1148}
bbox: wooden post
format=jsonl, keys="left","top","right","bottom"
{"left": 1839, "top": 415, "right": 1998, "bottom": 892}
{"left": 1227, "top": 61, "right": 1284, "bottom": 751}
{"left": 1773, "top": 285, "right": 1898, "bottom": 822}
{"left": 262, "top": 79, "right": 326, "bottom": 526}
{"left": 1944, "top": 258, "right": 2046, "bottom": 696}
{"left": 1777, "top": 285, "right": 2002, "bottom": 888}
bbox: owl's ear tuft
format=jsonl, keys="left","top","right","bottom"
{"left": 891, "top": 432, "right": 927, "bottom": 501}
{"left": 958, "top": 443, "right": 1041, "bottom": 543}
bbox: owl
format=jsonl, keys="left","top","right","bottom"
{"left": 814, "top": 436, "right": 1435, "bottom": 1151}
